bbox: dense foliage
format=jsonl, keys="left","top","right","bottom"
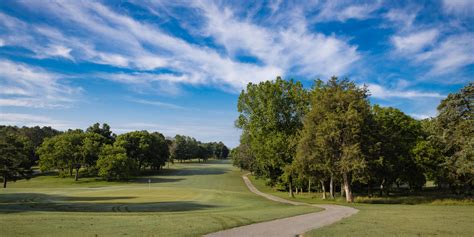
{"left": 236, "top": 76, "right": 309, "bottom": 185}
{"left": 0, "top": 133, "right": 33, "bottom": 188}
{"left": 232, "top": 78, "right": 473, "bottom": 202}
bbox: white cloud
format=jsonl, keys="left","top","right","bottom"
{"left": 442, "top": 0, "right": 474, "bottom": 16}
{"left": 198, "top": 2, "right": 359, "bottom": 78}
{"left": 409, "top": 113, "right": 435, "bottom": 120}
{"left": 392, "top": 29, "right": 439, "bottom": 53}
{"left": 315, "top": 1, "right": 381, "bottom": 22}
{"left": 0, "top": 59, "right": 79, "bottom": 108}
{"left": 0, "top": 113, "right": 70, "bottom": 129}
{"left": 386, "top": 5, "right": 473, "bottom": 77}
{"left": 129, "top": 98, "right": 185, "bottom": 110}
{"left": 6, "top": 1, "right": 359, "bottom": 92}
{"left": 384, "top": 8, "right": 419, "bottom": 30}
{"left": 416, "top": 33, "right": 474, "bottom": 75}
{"left": 367, "top": 84, "right": 445, "bottom": 99}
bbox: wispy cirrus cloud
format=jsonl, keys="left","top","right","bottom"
{"left": 415, "top": 33, "right": 474, "bottom": 75}
{"left": 128, "top": 98, "right": 185, "bottom": 110}
{"left": 442, "top": 0, "right": 474, "bottom": 17}
{"left": 367, "top": 83, "right": 445, "bottom": 99}
{"left": 385, "top": 5, "right": 474, "bottom": 77}
{"left": 391, "top": 29, "right": 439, "bottom": 54}
{"left": 3, "top": 0, "right": 360, "bottom": 93}
{"left": 0, "top": 59, "right": 80, "bottom": 108}
{"left": 314, "top": 0, "right": 382, "bottom": 22}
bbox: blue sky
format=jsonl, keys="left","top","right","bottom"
{"left": 0, "top": 0, "right": 473, "bottom": 147}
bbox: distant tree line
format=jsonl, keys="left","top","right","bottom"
{"left": 170, "top": 135, "right": 229, "bottom": 163}
{"left": 1, "top": 123, "right": 229, "bottom": 187}
{"left": 232, "top": 77, "right": 473, "bottom": 202}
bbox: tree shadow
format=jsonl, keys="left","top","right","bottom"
{"left": 0, "top": 193, "right": 218, "bottom": 213}
{"left": 164, "top": 167, "right": 230, "bottom": 176}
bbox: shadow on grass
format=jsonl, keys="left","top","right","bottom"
{"left": 0, "top": 193, "right": 218, "bottom": 213}
{"left": 164, "top": 167, "right": 230, "bottom": 176}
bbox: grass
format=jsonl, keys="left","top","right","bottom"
{"left": 0, "top": 160, "right": 320, "bottom": 237}
{"left": 250, "top": 176, "right": 474, "bottom": 236}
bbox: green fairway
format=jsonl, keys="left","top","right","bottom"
{"left": 0, "top": 160, "right": 320, "bottom": 237}
{"left": 249, "top": 176, "right": 474, "bottom": 236}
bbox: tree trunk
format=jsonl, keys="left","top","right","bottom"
{"left": 74, "top": 168, "right": 79, "bottom": 181}
{"left": 367, "top": 183, "right": 372, "bottom": 197}
{"left": 308, "top": 180, "right": 311, "bottom": 194}
{"left": 320, "top": 180, "right": 326, "bottom": 199}
{"left": 329, "top": 175, "right": 335, "bottom": 199}
{"left": 300, "top": 188, "right": 303, "bottom": 194}
{"left": 3, "top": 175, "right": 7, "bottom": 188}
{"left": 289, "top": 180, "right": 294, "bottom": 198}
{"left": 343, "top": 172, "right": 353, "bottom": 203}
{"left": 379, "top": 178, "right": 385, "bottom": 197}
{"left": 295, "top": 186, "right": 298, "bottom": 195}
{"left": 69, "top": 167, "right": 73, "bottom": 177}
{"left": 341, "top": 181, "right": 345, "bottom": 197}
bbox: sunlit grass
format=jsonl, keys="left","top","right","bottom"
{"left": 0, "top": 160, "right": 320, "bottom": 237}
{"left": 249, "top": 175, "right": 474, "bottom": 236}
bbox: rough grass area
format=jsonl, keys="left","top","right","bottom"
{"left": 249, "top": 176, "right": 474, "bottom": 236}
{"left": 0, "top": 160, "right": 320, "bottom": 237}
{"left": 306, "top": 204, "right": 474, "bottom": 237}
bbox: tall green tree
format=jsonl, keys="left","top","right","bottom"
{"left": 297, "top": 77, "right": 371, "bottom": 202}
{"left": 368, "top": 105, "right": 424, "bottom": 194}
{"left": 236, "top": 76, "right": 309, "bottom": 185}
{"left": 86, "top": 123, "right": 115, "bottom": 144}
{"left": 37, "top": 130, "right": 86, "bottom": 181}
{"left": 0, "top": 133, "right": 33, "bottom": 188}
{"left": 435, "top": 83, "right": 473, "bottom": 193}
{"left": 149, "top": 132, "right": 170, "bottom": 170}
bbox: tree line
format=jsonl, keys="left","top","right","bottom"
{"left": 1, "top": 123, "right": 229, "bottom": 187}
{"left": 232, "top": 77, "right": 473, "bottom": 202}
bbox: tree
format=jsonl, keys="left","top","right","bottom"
{"left": 435, "top": 83, "right": 473, "bottom": 193}
{"left": 0, "top": 133, "right": 33, "bottom": 188}
{"left": 169, "top": 135, "right": 201, "bottom": 162}
{"left": 236, "top": 76, "right": 309, "bottom": 185}
{"left": 97, "top": 145, "right": 135, "bottom": 180}
{"left": 231, "top": 132, "right": 256, "bottom": 172}
{"left": 170, "top": 135, "right": 189, "bottom": 162}
{"left": 368, "top": 105, "right": 424, "bottom": 194}
{"left": 296, "top": 77, "right": 370, "bottom": 202}
{"left": 211, "top": 142, "right": 229, "bottom": 159}
{"left": 115, "top": 131, "right": 169, "bottom": 171}
{"left": 0, "top": 125, "right": 60, "bottom": 166}
{"left": 37, "top": 130, "right": 86, "bottom": 181}
{"left": 149, "top": 132, "right": 170, "bottom": 170}
{"left": 82, "top": 132, "right": 106, "bottom": 171}
{"left": 86, "top": 123, "right": 115, "bottom": 144}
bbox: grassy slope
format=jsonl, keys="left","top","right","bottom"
{"left": 0, "top": 160, "right": 320, "bottom": 237}
{"left": 250, "top": 176, "right": 474, "bottom": 237}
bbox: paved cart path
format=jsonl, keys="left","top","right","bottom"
{"left": 204, "top": 174, "right": 358, "bottom": 237}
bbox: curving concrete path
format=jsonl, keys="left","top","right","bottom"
{"left": 204, "top": 174, "right": 358, "bottom": 237}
